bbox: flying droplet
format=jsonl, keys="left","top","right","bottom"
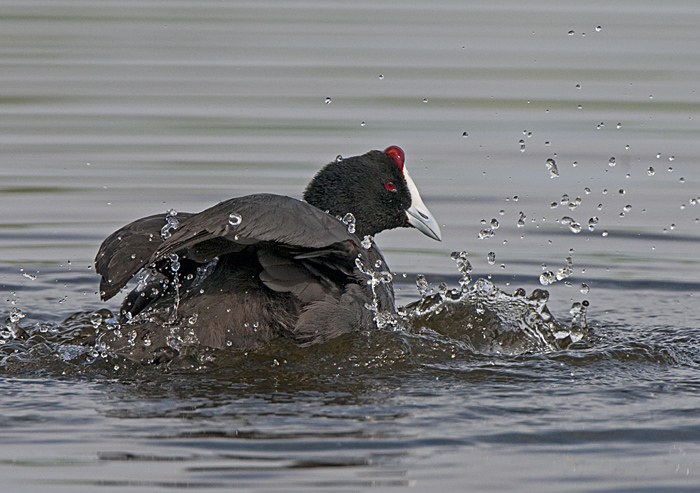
{"left": 462, "top": 131, "right": 469, "bottom": 138}
{"left": 342, "top": 213, "right": 356, "bottom": 234}
{"left": 324, "top": 97, "right": 332, "bottom": 104}
{"left": 228, "top": 212, "right": 242, "bottom": 226}
{"left": 478, "top": 228, "right": 495, "bottom": 239}
{"left": 588, "top": 216, "right": 599, "bottom": 231}
{"left": 580, "top": 283, "right": 590, "bottom": 294}
{"left": 415, "top": 274, "right": 429, "bottom": 296}
{"left": 540, "top": 271, "right": 556, "bottom": 285}
{"left": 561, "top": 216, "right": 582, "bottom": 234}
{"left": 487, "top": 252, "right": 496, "bottom": 265}
{"left": 647, "top": 167, "right": 655, "bottom": 176}
{"left": 608, "top": 157, "right": 616, "bottom": 167}
{"left": 160, "top": 209, "right": 179, "bottom": 239}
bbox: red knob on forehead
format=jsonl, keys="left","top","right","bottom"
{"left": 383, "top": 145, "right": 405, "bottom": 171}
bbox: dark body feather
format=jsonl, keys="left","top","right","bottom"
{"left": 96, "top": 194, "right": 393, "bottom": 362}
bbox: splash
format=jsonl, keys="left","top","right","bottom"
{"left": 2, "top": 249, "right": 592, "bottom": 372}
{"left": 400, "top": 274, "right": 590, "bottom": 355}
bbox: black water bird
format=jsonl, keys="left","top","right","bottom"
{"left": 95, "top": 146, "right": 441, "bottom": 362}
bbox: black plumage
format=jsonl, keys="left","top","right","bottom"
{"left": 95, "top": 147, "right": 441, "bottom": 362}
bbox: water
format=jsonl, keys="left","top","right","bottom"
{"left": 2, "top": 0, "right": 700, "bottom": 490}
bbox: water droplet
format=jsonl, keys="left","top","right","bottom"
{"left": 545, "top": 158, "right": 559, "bottom": 178}
{"left": 487, "top": 252, "right": 496, "bottom": 265}
{"left": 595, "top": 25, "right": 602, "bottom": 32}
{"left": 360, "top": 121, "right": 365, "bottom": 127}
{"left": 616, "top": 123, "right": 622, "bottom": 129}
{"left": 450, "top": 251, "right": 472, "bottom": 289}
{"left": 361, "top": 235, "right": 373, "bottom": 249}
{"left": 575, "top": 84, "right": 581, "bottom": 89}
{"left": 550, "top": 202, "right": 558, "bottom": 209}
{"left": 462, "top": 131, "right": 469, "bottom": 138}
{"left": 580, "top": 283, "right": 590, "bottom": 294}
{"left": 335, "top": 155, "right": 343, "bottom": 162}
{"left": 341, "top": 213, "right": 356, "bottom": 234}
{"left": 584, "top": 187, "right": 591, "bottom": 194}
{"left": 490, "top": 218, "right": 499, "bottom": 229}
{"left": 618, "top": 189, "right": 625, "bottom": 195}
{"left": 561, "top": 216, "right": 582, "bottom": 234}
{"left": 324, "top": 97, "right": 332, "bottom": 104}
{"left": 415, "top": 274, "right": 429, "bottom": 296}
{"left": 587, "top": 216, "right": 599, "bottom": 231}
{"left": 478, "top": 228, "right": 495, "bottom": 240}
{"left": 539, "top": 271, "right": 556, "bottom": 285}
{"left": 423, "top": 98, "right": 428, "bottom": 103}
{"left": 517, "top": 211, "right": 526, "bottom": 228}
{"left": 556, "top": 257, "right": 574, "bottom": 281}
{"left": 374, "top": 259, "right": 383, "bottom": 269}
{"left": 668, "top": 155, "right": 675, "bottom": 161}
{"left": 601, "top": 230, "right": 609, "bottom": 237}
{"left": 608, "top": 157, "right": 616, "bottom": 167}
{"left": 679, "top": 177, "right": 685, "bottom": 183}
{"left": 567, "top": 30, "right": 575, "bottom": 36}
{"left": 519, "top": 139, "right": 526, "bottom": 152}
{"left": 160, "top": 209, "right": 179, "bottom": 239}
{"left": 647, "top": 167, "right": 655, "bottom": 176}
{"left": 378, "top": 74, "right": 384, "bottom": 80}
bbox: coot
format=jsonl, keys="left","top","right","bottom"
{"left": 96, "top": 146, "right": 441, "bottom": 362}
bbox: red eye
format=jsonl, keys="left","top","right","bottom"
{"left": 385, "top": 182, "right": 396, "bottom": 191}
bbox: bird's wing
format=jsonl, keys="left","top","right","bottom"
{"left": 96, "top": 194, "right": 356, "bottom": 301}
{"left": 95, "top": 212, "right": 195, "bottom": 300}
